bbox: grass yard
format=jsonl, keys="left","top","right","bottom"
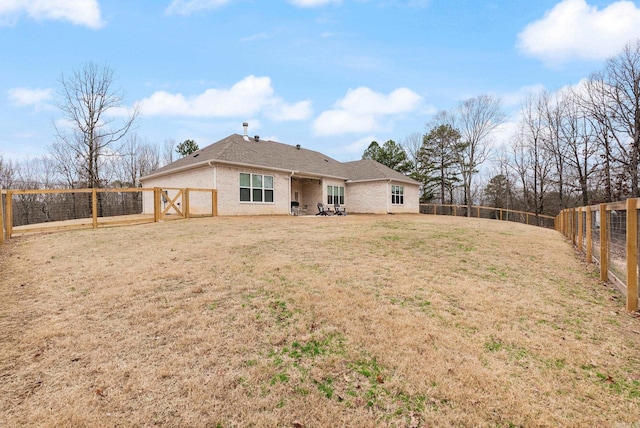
{"left": 1, "top": 214, "right": 639, "bottom": 427}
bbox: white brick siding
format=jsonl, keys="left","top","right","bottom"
{"left": 346, "top": 180, "right": 419, "bottom": 214}
{"left": 142, "top": 166, "right": 419, "bottom": 216}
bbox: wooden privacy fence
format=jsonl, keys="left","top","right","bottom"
{"left": 0, "top": 187, "right": 217, "bottom": 243}
{"left": 420, "top": 204, "right": 556, "bottom": 229}
{"left": 556, "top": 200, "right": 639, "bottom": 312}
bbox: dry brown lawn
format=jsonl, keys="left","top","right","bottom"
{"left": 1, "top": 214, "right": 639, "bottom": 427}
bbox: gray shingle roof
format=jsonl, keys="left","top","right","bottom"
{"left": 143, "top": 134, "right": 418, "bottom": 185}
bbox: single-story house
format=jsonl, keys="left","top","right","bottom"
{"left": 140, "top": 127, "right": 419, "bottom": 216}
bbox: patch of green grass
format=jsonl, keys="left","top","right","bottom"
{"left": 484, "top": 337, "right": 504, "bottom": 352}
{"left": 270, "top": 372, "right": 289, "bottom": 385}
{"left": 396, "top": 391, "right": 427, "bottom": 413}
{"left": 544, "top": 358, "right": 567, "bottom": 370}
{"left": 351, "top": 357, "right": 383, "bottom": 380}
{"left": 313, "top": 377, "right": 334, "bottom": 399}
{"left": 288, "top": 339, "right": 327, "bottom": 359}
{"left": 593, "top": 371, "right": 640, "bottom": 398}
{"left": 269, "top": 300, "right": 294, "bottom": 323}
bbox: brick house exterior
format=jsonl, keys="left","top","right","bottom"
{"left": 140, "top": 133, "right": 419, "bottom": 216}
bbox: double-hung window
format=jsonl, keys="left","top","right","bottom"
{"left": 240, "top": 173, "right": 274, "bottom": 203}
{"left": 327, "top": 185, "right": 344, "bottom": 205}
{"left": 391, "top": 185, "right": 404, "bottom": 205}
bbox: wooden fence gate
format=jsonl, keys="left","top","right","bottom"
{"left": 155, "top": 188, "right": 185, "bottom": 221}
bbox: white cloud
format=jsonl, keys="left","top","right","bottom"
{"left": 313, "top": 86, "right": 422, "bottom": 136}
{"left": 8, "top": 87, "right": 54, "bottom": 111}
{"left": 342, "top": 135, "right": 376, "bottom": 156}
{"left": 289, "top": 0, "right": 341, "bottom": 7}
{"left": 165, "top": 0, "right": 231, "bottom": 15}
{"left": 500, "top": 84, "right": 547, "bottom": 109}
{"left": 0, "top": 0, "right": 103, "bottom": 28}
{"left": 269, "top": 100, "right": 313, "bottom": 122}
{"left": 518, "top": 0, "right": 640, "bottom": 64}
{"left": 138, "top": 75, "right": 313, "bottom": 122}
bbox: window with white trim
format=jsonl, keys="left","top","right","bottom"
{"left": 327, "top": 185, "right": 344, "bottom": 205}
{"left": 391, "top": 185, "right": 404, "bottom": 205}
{"left": 240, "top": 173, "right": 274, "bottom": 203}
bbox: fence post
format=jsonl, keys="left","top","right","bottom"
{"left": 477, "top": 207, "right": 480, "bottom": 218}
{"left": 453, "top": 205, "right": 457, "bottom": 216}
{"left": 0, "top": 191, "right": 4, "bottom": 245}
{"left": 571, "top": 208, "right": 577, "bottom": 246}
{"left": 212, "top": 190, "right": 218, "bottom": 216}
{"left": 92, "top": 189, "right": 98, "bottom": 229}
{"left": 577, "top": 207, "right": 583, "bottom": 251}
{"left": 600, "top": 203, "right": 608, "bottom": 283}
{"left": 184, "top": 188, "right": 190, "bottom": 219}
{"left": 626, "top": 198, "right": 638, "bottom": 311}
{"left": 433, "top": 204, "right": 437, "bottom": 215}
{"left": 500, "top": 209, "right": 503, "bottom": 221}
{"left": 153, "top": 188, "right": 160, "bottom": 222}
{"left": 586, "top": 207, "right": 592, "bottom": 263}
{"left": 5, "top": 190, "right": 13, "bottom": 239}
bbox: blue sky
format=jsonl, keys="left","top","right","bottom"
{"left": 2, "top": 0, "right": 640, "bottom": 163}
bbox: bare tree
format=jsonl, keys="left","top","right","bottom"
{"left": 0, "top": 156, "right": 16, "bottom": 189}
{"left": 600, "top": 40, "right": 640, "bottom": 196}
{"left": 540, "top": 90, "right": 568, "bottom": 210}
{"left": 116, "top": 134, "right": 160, "bottom": 187}
{"left": 162, "top": 138, "right": 177, "bottom": 166}
{"left": 401, "top": 132, "right": 423, "bottom": 174}
{"left": 488, "top": 146, "right": 520, "bottom": 212}
{"left": 49, "top": 141, "right": 82, "bottom": 188}
{"left": 53, "top": 62, "right": 139, "bottom": 189}
{"left": 455, "top": 94, "right": 505, "bottom": 215}
{"left": 518, "top": 92, "right": 555, "bottom": 221}
{"left": 578, "top": 74, "right": 620, "bottom": 203}
{"left": 510, "top": 135, "right": 532, "bottom": 213}
{"left": 556, "top": 89, "right": 599, "bottom": 206}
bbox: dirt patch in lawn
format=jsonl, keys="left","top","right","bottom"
{"left": 1, "top": 214, "right": 639, "bottom": 427}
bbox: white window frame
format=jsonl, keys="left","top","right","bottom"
{"left": 327, "top": 185, "right": 344, "bottom": 205}
{"left": 391, "top": 185, "right": 404, "bottom": 205}
{"left": 240, "top": 172, "right": 274, "bottom": 203}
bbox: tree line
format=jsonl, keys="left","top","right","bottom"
{"left": 5, "top": 39, "right": 640, "bottom": 221}
{"left": 364, "top": 40, "right": 640, "bottom": 221}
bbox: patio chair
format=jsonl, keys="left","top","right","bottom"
{"left": 316, "top": 203, "right": 331, "bottom": 216}
{"left": 334, "top": 203, "right": 346, "bottom": 215}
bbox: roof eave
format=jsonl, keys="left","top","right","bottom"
{"left": 347, "top": 177, "right": 419, "bottom": 185}
{"left": 141, "top": 159, "right": 213, "bottom": 181}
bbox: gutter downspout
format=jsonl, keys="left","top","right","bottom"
{"left": 387, "top": 179, "right": 392, "bottom": 214}
{"left": 289, "top": 171, "right": 295, "bottom": 215}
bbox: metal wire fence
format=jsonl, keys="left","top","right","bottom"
{"left": 1, "top": 187, "right": 217, "bottom": 241}
{"left": 419, "top": 204, "right": 556, "bottom": 229}
{"left": 557, "top": 201, "right": 639, "bottom": 312}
